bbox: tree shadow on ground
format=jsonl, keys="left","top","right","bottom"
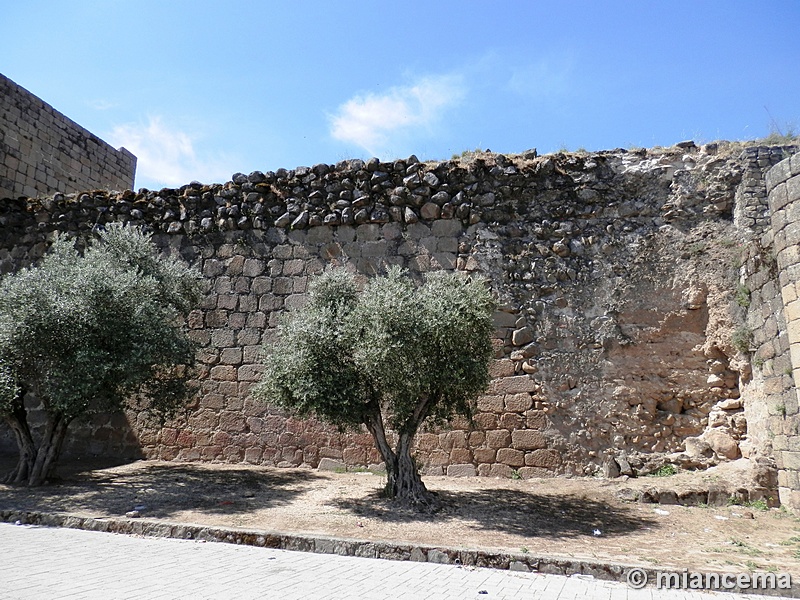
{"left": 331, "top": 487, "right": 658, "bottom": 539}
{"left": 0, "top": 458, "right": 322, "bottom": 520}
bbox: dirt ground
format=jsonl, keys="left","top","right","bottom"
{"left": 1, "top": 457, "right": 799, "bottom": 576}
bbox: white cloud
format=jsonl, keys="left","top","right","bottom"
{"left": 329, "top": 75, "right": 465, "bottom": 157}
{"left": 108, "top": 116, "right": 236, "bottom": 188}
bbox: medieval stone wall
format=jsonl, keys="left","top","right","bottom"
{"left": 0, "top": 73, "right": 136, "bottom": 200}
{"left": 3, "top": 142, "right": 798, "bottom": 494}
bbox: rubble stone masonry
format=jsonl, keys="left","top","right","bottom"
{"left": 0, "top": 73, "right": 136, "bottom": 199}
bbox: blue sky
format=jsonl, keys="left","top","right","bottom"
{"left": 3, "top": 1, "right": 799, "bottom": 190}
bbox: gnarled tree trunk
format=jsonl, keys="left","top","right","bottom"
{"left": 364, "top": 397, "right": 438, "bottom": 508}
{"left": 2, "top": 388, "right": 71, "bottom": 486}
{"left": 27, "top": 413, "right": 70, "bottom": 486}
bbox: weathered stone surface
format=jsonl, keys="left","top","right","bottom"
{"left": 447, "top": 464, "right": 477, "bottom": 477}
{"left": 702, "top": 429, "right": 740, "bottom": 460}
{"left": 496, "top": 448, "right": 525, "bottom": 467}
{"left": 511, "top": 430, "right": 547, "bottom": 451}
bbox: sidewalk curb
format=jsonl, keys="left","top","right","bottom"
{"left": 1, "top": 509, "right": 796, "bottom": 597}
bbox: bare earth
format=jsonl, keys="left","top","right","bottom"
{"left": 1, "top": 458, "right": 799, "bottom": 576}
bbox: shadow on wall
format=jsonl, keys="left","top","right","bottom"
{"left": 0, "top": 396, "right": 144, "bottom": 465}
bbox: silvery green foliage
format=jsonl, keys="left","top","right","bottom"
{"left": 257, "top": 266, "right": 495, "bottom": 433}
{"left": 0, "top": 224, "right": 202, "bottom": 421}
{"left": 0, "top": 363, "right": 18, "bottom": 415}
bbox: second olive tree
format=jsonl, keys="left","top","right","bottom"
{"left": 255, "top": 266, "right": 495, "bottom": 507}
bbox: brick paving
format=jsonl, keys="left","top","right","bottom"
{"left": 0, "top": 523, "right": 782, "bottom": 599}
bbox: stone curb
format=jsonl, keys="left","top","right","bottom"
{"left": 1, "top": 509, "right": 796, "bottom": 597}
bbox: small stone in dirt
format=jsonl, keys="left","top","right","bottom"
{"left": 243, "top": 491, "right": 255, "bottom": 498}
{"left": 125, "top": 510, "right": 140, "bottom": 518}
{"left": 615, "top": 488, "right": 639, "bottom": 502}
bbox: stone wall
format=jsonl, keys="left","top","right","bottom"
{"left": 765, "top": 153, "right": 800, "bottom": 510}
{"left": 0, "top": 142, "right": 798, "bottom": 496}
{"left": 0, "top": 73, "right": 136, "bottom": 200}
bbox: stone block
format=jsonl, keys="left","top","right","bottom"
{"left": 504, "top": 393, "right": 533, "bottom": 412}
{"left": 488, "top": 375, "right": 538, "bottom": 394}
{"left": 482, "top": 463, "right": 513, "bottom": 478}
{"left": 219, "top": 348, "right": 243, "bottom": 365}
{"left": 493, "top": 311, "right": 518, "bottom": 328}
{"left": 512, "top": 327, "right": 534, "bottom": 346}
{"left": 416, "top": 433, "right": 439, "bottom": 452}
{"left": 702, "top": 429, "right": 740, "bottom": 459}
{"left": 283, "top": 259, "right": 305, "bottom": 276}
{"left": 210, "top": 365, "right": 237, "bottom": 381}
{"left": 219, "top": 411, "right": 246, "bottom": 432}
{"left": 426, "top": 450, "right": 450, "bottom": 467}
{"left": 473, "top": 412, "right": 497, "bottom": 429}
{"left": 238, "top": 364, "right": 264, "bottom": 381}
{"left": 511, "top": 429, "right": 547, "bottom": 450}
{"left": 499, "top": 412, "right": 525, "bottom": 429}
{"left": 496, "top": 448, "right": 525, "bottom": 467}
{"left": 788, "top": 174, "right": 800, "bottom": 203}
{"left": 243, "top": 258, "right": 265, "bottom": 276}
{"left": 273, "top": 277, "right": 293, "bottom": 295}
{"left": 473, "top": 448, "right": 497, "bottom": 463}
{"left": 244, "top": 447, "right": 263, "bottom": 464}
{"left": 766, "top": 160, "right": 791, "bottom": 193}
{"left": 486, "top": 429, "right": 511, "bottom": 449}
{"left": 450, "top": 448, "right": 472, "bottom": 463}
{"left": 343, "top": 447, "right": 366, "bottom": 464}
{"left": 205, "top": 309, "right": 228, "bottom": 328}
{"left": 525, "top": 449, "right": 561, "bottom": 468}
{"left": 489, "top": 359, "right": 516, "bottom": 377}
{"left": 440, "top": 430, "right": 468, "bottom": 450}
{"left": 476, "top": 395, "right": 504, "bottom": 413}
{"left": 447, "top": 464, "right": 476, "bottom": 477}
{"left": 781, "top": 450, "right": 800, "bottom": 471}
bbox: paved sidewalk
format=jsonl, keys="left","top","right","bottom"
{"left": 0, "top": 523, "right": 780, "bottom": 600}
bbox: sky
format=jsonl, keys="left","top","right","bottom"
{"left": 3, "top": 1, "right": 800, "bottom": 191}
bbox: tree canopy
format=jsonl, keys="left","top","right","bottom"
{"left": 256, "top": 266, "right": 495, "bottom": 506}
{"left": 0, "top": 225, "right": 202, "bottom": 485}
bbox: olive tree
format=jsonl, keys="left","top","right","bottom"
{"left": 0, "top": 225, "right": 202, "bottom": 486}
{"left": 255, "top": 266, "right": 495, "bottom": 507}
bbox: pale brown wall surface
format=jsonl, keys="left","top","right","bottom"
{"left": 0, "top": 73, "right": 136, "bottom": 200}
